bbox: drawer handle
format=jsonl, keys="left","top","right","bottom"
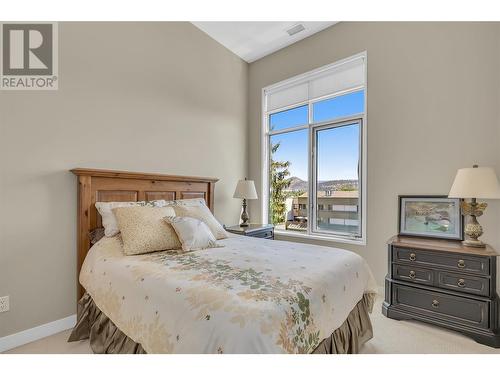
{"left": 431, "top": 299, "right": 440, "bottom": 308}
{"left": 409, "top": 253, "right": 416, "bottom": 261}
{"left": 458, "top": 260, "right": 466, "bottom": 269}
{"left": 409, "top": 270, "right": 416, "bottom": 279}
{"left": 457, "top": 278, "right": 466, "bottom": 287}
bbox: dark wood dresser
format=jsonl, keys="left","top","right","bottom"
{"left": 383, "top": 235, "right": 500, "bottom": 347}
{"left": 225, "top": 224, "right": 274, "bottom": 240}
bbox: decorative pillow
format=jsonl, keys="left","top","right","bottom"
{"left": 172, "top": 204, "right": 228, "bottom": 240}
{"left": 95, "top": 200, "right": 167, "bottom": 237}
{"left": 164, "top": 216, "right": 223, "bottom": 252}
{"left": 89, "top": 227, "right": 105, "bottom": 245}
{"left": 164, "top": 198, "right": 206, "bottom": 207}
{"left": 113, "top": 206, "right": 181, "bottom": 255}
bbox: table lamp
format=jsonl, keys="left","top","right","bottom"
{"left": 233, "top": 178, "right": 258, "bottom": 227}
{"left": 448, "top": 165, "right": 500, "bottom": 247}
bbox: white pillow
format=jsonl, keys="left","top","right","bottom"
{"left": 172, "top": 204, "right": 228, "bottom": 240}
{"left": 164, "top": 216, "right": 223, "bottom": 252}
{"left": 95, "top": 200, "right": 167, "bottom": 237}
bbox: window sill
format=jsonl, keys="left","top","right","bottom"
{"left": 274, "top": 229, "right": 366, "bottom": 246}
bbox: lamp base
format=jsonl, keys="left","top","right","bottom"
{"left": 462, "top": 239, "right": 486, "bottom": 248}
{"left": 240, "top": 198, "right": 249, "bottom": 227}
{"left": 461, "top": 199, "right": 487, "bottom": 249}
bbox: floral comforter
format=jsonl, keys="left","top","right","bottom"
{"left": 80, "top": 234, "right": 377, "bottom": 353}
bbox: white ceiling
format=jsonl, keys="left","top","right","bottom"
{"left": 192, "top": 22, "right": 337, "bottom": 63}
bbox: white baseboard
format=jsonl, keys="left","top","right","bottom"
{"left": 0, "top": 314, "right": 76, "bottom": 353}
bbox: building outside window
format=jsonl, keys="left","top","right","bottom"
{"left": 262, "top": 53, "right": 367, "bottom": 244}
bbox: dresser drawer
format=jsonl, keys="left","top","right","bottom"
{"left": 437, "top": 271, "right": 490, "bottom": 297}
{"left": 393, "top": 247, "right": 490, "bottom": 276}
{"left": 392, "top": 264, "right": 433, "bottom": 286}
{"left": 249, "top": 230, "right": 274, "bottom": 239}
{"left": 392, "top": 284, "right": 489, "bottom": 329}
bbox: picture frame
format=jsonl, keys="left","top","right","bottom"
{"left": 398, "top": 195, "right": 463, "bottom": 240}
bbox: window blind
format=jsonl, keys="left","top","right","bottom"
{"left": 265, "top": 56, "right": 365, "bottom": 112}
{"left": 267, "top": 82, "right": 308, "bottom": 112}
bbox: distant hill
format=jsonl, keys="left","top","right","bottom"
{"left": 286, "top": 177, "right": 358, "bottom": 192}
{"left": 288, "top": 177, "right": 308, "bottom": 191}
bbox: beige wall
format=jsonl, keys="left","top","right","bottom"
{"left": 248, "top": 22, "right": 500, "bottom": 288}
{"left": 0, "top": 22, "right": 248, "bottom": 337}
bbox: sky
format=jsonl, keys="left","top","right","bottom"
{"left": 270, "top": 90, "right": 363, "bottom": 181}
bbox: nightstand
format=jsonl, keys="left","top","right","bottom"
{"left": 383, "top": 235, "right": 500, "bottom": 347}
{"left": 225, "top": 224, "right": 274, "bottom": 240}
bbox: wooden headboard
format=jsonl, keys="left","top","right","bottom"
{"left": 71, "top": 168, "right": 218, "bottom": 301}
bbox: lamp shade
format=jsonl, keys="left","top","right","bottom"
{"left": 448, "top": 166, "right": 500, "bottom": 199}
{"left": 233, "top": 179, "right": 258, "bottom": 199}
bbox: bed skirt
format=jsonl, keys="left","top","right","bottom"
{"left": 68, "top": 292, "right": 375, "bottom": 354}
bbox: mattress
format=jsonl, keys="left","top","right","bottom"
{"left": 78, "top": 234, "right": 378, "bottom": 353}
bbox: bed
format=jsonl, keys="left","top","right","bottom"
{"left": 68, "top": 168, "right": 377, "bottom": 354}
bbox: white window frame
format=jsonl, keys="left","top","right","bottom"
{"left": 311, "top": 117, "right": 363, "bottom": 239}
{"left": 261, "top": 52, "right": 367, "bottom": 245}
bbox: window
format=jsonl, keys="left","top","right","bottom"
{"left": 269, "top": 129, "right": 308, "bottom": 231}
{"left": 314, "top": 121, "right": 361, "bottom": 236}
{"left": 269, "top": 105, "right": 308, "bottom": 131}
{"left": 313, "top": 90, "right": 364, "bottom": 123}
{"left": 332, "top": 204, "right": 358, "bottom": 212}
{"left": 262, "top": 53, "right": 366, "bottom": 244}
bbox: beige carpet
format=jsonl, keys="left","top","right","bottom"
{"left": 5, "top": 295, "right": 500, "bottom": 354}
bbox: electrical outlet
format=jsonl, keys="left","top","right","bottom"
{"left": 0, "top": 296, "right": 9, "bottom": 313}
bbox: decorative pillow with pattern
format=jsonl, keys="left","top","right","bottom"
{"left": 95, "top": 200, "right": 167, "bottom": 237}
{"left": 89, "top": 227, "right": 106, "bottom": 245}
{"left": 164, "top": 198, "right": 206, "bottom": 207}
{"left": 113, "top": 206, "right": 181, "bottom": 255}
{"left": 172, "top": 204, "right": 228, "bottom": 240}
{"left": 164, "top": 216, "right": 223, "bottom": 252}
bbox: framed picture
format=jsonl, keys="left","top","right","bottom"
{"left": 398, "top": 195, "right": 463, "bottom": 240}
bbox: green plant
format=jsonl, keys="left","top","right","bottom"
{"left": 270, "top": 142, "right": 291, "bottom": 225}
